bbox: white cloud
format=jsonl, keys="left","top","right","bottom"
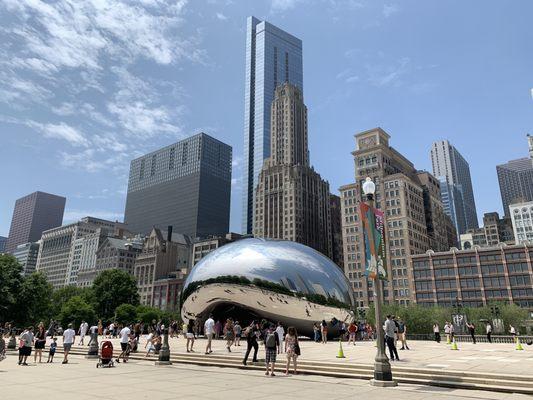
{"left": 271, "top": 0, "right": 302, "bottom": 12}
{"left": 383, "top": 4, "right": 399, "bottom": 18}
{"left": 216, "top": 12, "right": 227, "bottom": 20}
{"left": 530, "top": 88, "right": 533, "bottom": 99}
{"left": 107, "top": 66, "right": 183, "bottom": 138}
{"left": 335, "top": 69, "right": 359, "bottom": 84}
{"left": 26, "top": 121, "right": 90, "bottom": 147}
{"left": 1, "top": 0, "right": 194, "bottom": 72}
{"left": 368, "top": 57, "right": 410, "bottom": 87}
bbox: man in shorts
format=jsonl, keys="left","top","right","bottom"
{"left": 62, "top": 324, "right": 75, "bottom": 364}
{"left": 264, "top": 324, "right": 279, "bottom": 376}
{"left": 117, "top": 324, "right": 131, "bottom": 363}
{"left": 204, "top": 314, "right": 215, "bottom": 354}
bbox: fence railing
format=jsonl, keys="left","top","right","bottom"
{"left": 408, "top": 333, "right": 533, "bottom": 343}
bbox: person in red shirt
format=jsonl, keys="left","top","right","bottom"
{"left": 348, "top": 322, "right": 358, "bottom": 346}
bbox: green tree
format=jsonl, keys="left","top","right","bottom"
{"left": 0, "top": 254, "right": 23, "bottom": 324}
{"left": 58, "top": 296, "right": 96, "bottom": 329}
{"left": 136, "top": 305, "right": 160, "bottom": 324}
{"left": 51, "top": 285, "right": 94, "bottom": 318}
{"left": 115, "top": 304, "right": 138, "bottom": 325}
{"left": 92, "top": 269, "right": 139, "bottom": 320}
{"left": 16, "top": 272, "right": 53, "bottom": 325}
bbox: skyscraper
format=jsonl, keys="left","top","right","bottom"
{"left": 124, "top": 133, "right": 232, "bottom": 238}
{"left": 242, "top": 16, "right": 303, "bottom": 234}
{"left": 36, "top": 217, "right": 124, "bottom": 288}
{"left": 496, "top": 135, "right": 533, "bottom": 217}
{"left": 254, "top": 83, "right": 331, "bottom": 258}
{"left": 430, "top": 140, "right": 478, "bottom": 234}
{"left": 6, "top": 191, "right": 66, "bottom": 254}
{"left": 0, "top": 236, "right": 7, "bottom": 253}
{"left": 340, "top": 128, "right": 453, "bottom": 307}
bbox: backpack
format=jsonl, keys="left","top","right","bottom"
{"left": 266, "top": 332, "right": 276, "bottom": 348}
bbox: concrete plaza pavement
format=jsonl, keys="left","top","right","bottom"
{"left": 0, "top": 352, "right": 531, "bottom": 400}
{"left": 97, "top": 335, "right": 533, "bottom": 376}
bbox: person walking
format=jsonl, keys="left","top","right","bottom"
{"left": 204, "top": 314, "right": 215, "bottom": 354}
{"left": 321, "top": 320, "right": 328, "bottom": 344}
{"left": 384, "top": 315, "right": 399, "bottom": 361}
{"left": 224, "top": 319, "right": 234, "bottom": 352}
{"left": 486, "top": 322, "right": 492, "bottom": 343}
{"left": 234, "top": 321, "right": 242, "bottom": 346}
{"left": 134, "top": 321, "right": 141, "bottom": 341}
{"left": 444, "top": 321, "right": 451, "bottom": 343}
{"left": 186, "top": 319, "right": 195, "bottom": 352}
{"left": 116, "top": 324, "right": 131, "bottom": 363}
{"left": 62, "top": 324, "right": 75, "bottom": 364}
{"left": 449, "top": 322, "right": 455, "bottom": 341}
{"left": 34, "top": 324, "right": 46, "bottom": 363}
{"left": 214, "top": 320, "right": 221, "bottom": 340}
{"left": 348, "top": 322, "right": 358, "bottom": 346}
{"left": 313, "top": 322, "right": 321, "bottom": 343}
{"left": 433, "top": 323, "right": 441, "bottom": 343}
{"left": 284, "top": 327, "right": 299, "bottom": 375}
{"left": 97, "top": 319, "right": 103, "bottom": 337}
{"left": 467, "top": 322, "right": 476, "bottom": 344}
{"left": 339, "top": 321, "right": 347, "bottom": 341}
{"left": 78, "top": 320, "right": 88, "bottom": 345}
{"left": 275, "top": 322, "right": 285, "bottom": 354}
{"left": 88, "top": 323, "right": 98, "bottom": 347}
{"left": 510, "top": 325, "right": 517, "bottom": 338}
{"left": 18, "top": 327, "right": 34, "bottom": 366}
{"left": 242, "top": 321, "right": 259, "bottom": 366}
{"left": 398, "top": 318, "right": 409, "bottom": 350}
{"left": 47, "top": 337, "right": 57, "bottom": 363}
{"left": 144, "top": 331, "right": 155, "bottom": 357}
{"left": 264, "top": 324, "right": 279, "bottom": 376}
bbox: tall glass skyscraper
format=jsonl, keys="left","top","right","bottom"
{"left": 242, "top": 16, "right": 303, "bottom": 234}
{"left": 430, "top": 140, "right": 478, "bottom": 234}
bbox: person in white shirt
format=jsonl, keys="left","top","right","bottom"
{"left": 275, "top": 322, "right": 285, "bottom": 354}
{"left": 204, "top": 315, "right": 215, "bottom": 355}
{"left": 510, "top": 325, "right": 517, "bottom": 337}
{"left": 78, "top": 321, "right": 88, "bottom": 345}
{"left": 486, "top": 323, "right": 493, "bottom": 343}
{"left": 144, "top": 332, "right": 155, "bottom": 357}
{"left": 62, "top": 324, "right": 76, "bottom": 364}
{"left": 117, "top": 325, "right": 131, "bottom": 363}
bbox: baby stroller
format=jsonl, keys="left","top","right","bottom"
{"left": 96, "top": 341, "right": 115, "bottom": 368}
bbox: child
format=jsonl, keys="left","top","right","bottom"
{"left": 47, "top": 338, "right": 57, "bottom": 363}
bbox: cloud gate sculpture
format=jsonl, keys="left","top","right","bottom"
{"left": 181, "top": 238, "right": 355, "bottom": 337}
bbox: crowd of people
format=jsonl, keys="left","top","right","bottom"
{"left": 5, "top": 314, "right": 525, "bottom": 375}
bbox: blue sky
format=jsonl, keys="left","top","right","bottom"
{"left": 1, "top": 0, "right": 532, "bottom": 237}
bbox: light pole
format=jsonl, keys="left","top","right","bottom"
{"left": 362, "top": 177, "right": 396, "bottom": 387}
{"left": 86, "top": 331, "right": 99, "bottom": 359}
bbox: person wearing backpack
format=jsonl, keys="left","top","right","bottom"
{"left": 242, "top": 321, "right": 259, "bottom": 366}
{"left": 264, "top": 324, "right": 279, "bottom": 376}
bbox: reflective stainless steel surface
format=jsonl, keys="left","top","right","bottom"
{"left": 181, "top": 238, "right": 354, "bottom": 336}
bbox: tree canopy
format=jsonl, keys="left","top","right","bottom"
{"left": 92, "top": 269, "right": 139, "bottom": 320}
{"left": 0, "top": 254, "right": 23, "bottom": 323}
{"left": 58, "top": 296, "right": 96, "bottom": 329}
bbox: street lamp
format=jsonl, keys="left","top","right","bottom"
{"left": 363, "top": 177, "right": 396, "bottom": 387}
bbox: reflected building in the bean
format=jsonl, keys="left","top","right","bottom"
{"left": 181, "top": 238, "right": 354, "bottom": 337}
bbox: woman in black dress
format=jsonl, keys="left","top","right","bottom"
{"left": 34, "top": 323, "right": 46, "bottom": 363}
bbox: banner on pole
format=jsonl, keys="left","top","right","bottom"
{"left": 360, "top": 202, "right": 387, "bottom": 280}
